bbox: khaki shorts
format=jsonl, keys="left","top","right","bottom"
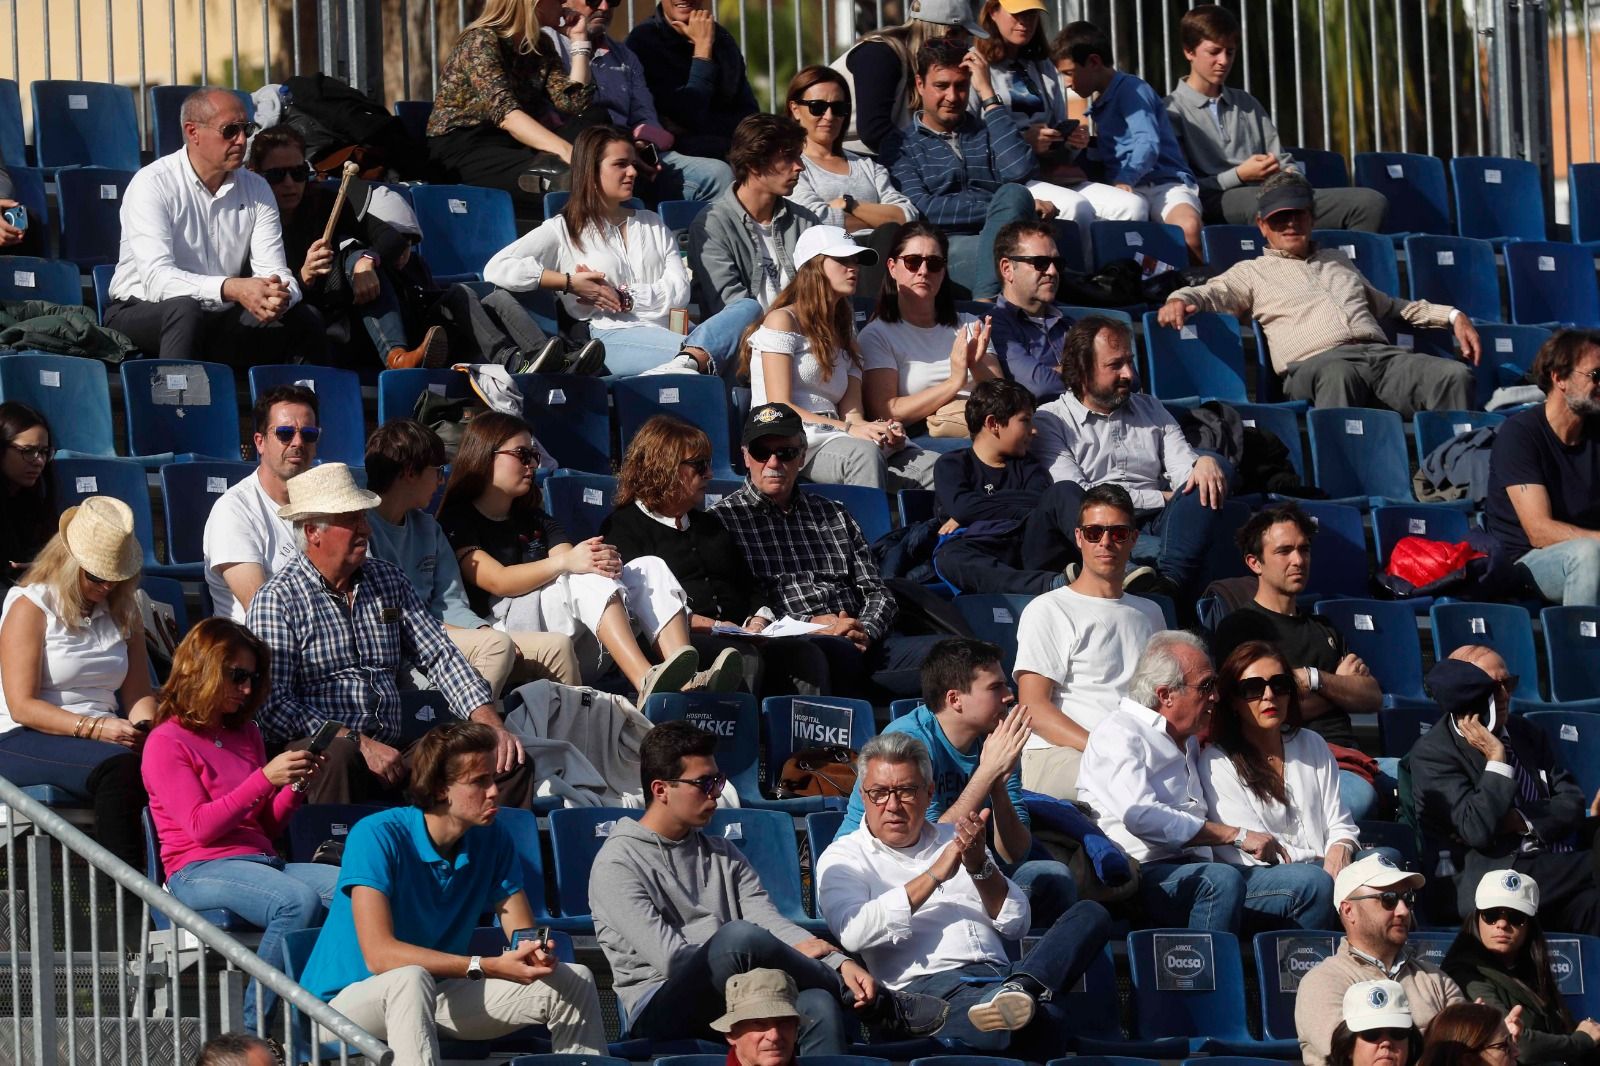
{"left": 1021, "top": 743, "right": 1083, "bottom": 801}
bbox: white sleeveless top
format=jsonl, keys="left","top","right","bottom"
{"left": 0, "top": 585, "right": 128, "bottom": 734}
{"left": 748, "top": 326, "right": 860, "bottom": 448}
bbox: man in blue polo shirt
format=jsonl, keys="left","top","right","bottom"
{"left": 299, "top": 723, "right": 606, "bottom": 1062}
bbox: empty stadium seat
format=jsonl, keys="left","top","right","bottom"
{"left": 1286, "top": 147, "right": 1350, "bottom": 188}
{"left": 1067, "top": 946, "right": 1187, "bottom": 1056}
{"left": 614, "top": 374, "right": 736, "bottom": 477}
{"left": 55, "top": 166, "right": 134, "bottom": 268}
{"left": 1090, "top": 220, "right": 1187, "bottom": 273}
{"left": 952, "top": 594, "right": 1031, "bottom": 673}
{"left": 392, "top": 99, "right": 434, "bottom": 143}
{"left": 547, "top": 806, "right": 642, "bottom": 931}
{"left": 159, "top": 460, "right": 253, "bottom": 565}
{"left": 1472, "top": 322, "right": 1550, "bottom": 408}
{"left": 1429, "top": 602, "right": 1541, "bottom": 701}
{"left": 542, "top": 472, "right": 616, "bottom": 541}
{"left": 706, "top": 807, "right": 827, "bottom": 933}
{"left": 1141, "top": 310, "right": 1248, "bottom": 404}
{"left": 1524, "top": 711, "right": 1600, "bottom": 798}
{"left": 1126, "top": 929, "right": 1299, "bottom": 1056}
{"left": 0, "top": 255, "right": 80, "bottom": 305}
{"left": 249, "top": 365, "right": 366, "bottom": 467}
{"left": 141, "top": 574, "right": 190, "bottom": 641}
{"left": 411, "top": 184, "right": 518, "bottom": 280}
{"left": 1411, "top": 410, "right": 1505, "bottom": 465}
{"left": 1232, "top": 403, "right": 1305, "bottom": 480}
{"left": 119, "top": 359, "right": 242, "bottom": 463}
{"left": 1251, "top": 930, "right": 1340, "bottom": 1042}
{"left": 807, "top": 483, "right": 893, "bottom": 545}
{"left": 1371, "top": 504, "right": 1472, "bottom": 568}
{"left": 1507, "top": 242, "right": 1600, "bottom": 327}
{"left": 150, "top": 85, "right": 253, "bottom": 158}
{"left": 1541, "top": 606, "right": 1600, "bottom": 703}
{"left": 1378, "top": 702, "right": 1441, "bottom": 758}
{"left": 1200, "top": 225, "right": 1263, "bottom": 272}
{"left": 0, "top": 78, "right": 23, "bottom": 168}
{"left": 0, "top": 353, "right": 116, "bottom": 456}
{"left": 284, "top": 803, "right": 384, "bottom": 864}
{"left": 1312, "top": 229, "right": 1399, "bottom": 296}
{"left": 31, "top": 80, "right": 140, "bottom": 171}
{"left": 1353, "top": 152, "right": 1450, "bottom": 237}
{"left": 514, "top": 372, "right": 614, "bottom": 475}
{"left": 1306, "top": 407, "right": 1418, "bottom": 507}
{"left": 1315, "top": 598, "right": 1429, "bottom": 705}
{"left": 1296, "top": 501, "right": 1369, "bottom": 598}
{"left": 1404, "top": 235, "right": 1501, "bottom": 323}
{"left": 1451, "top": 156, "right": 1545, "bottom": 244}
{"left": 377, "top": 366, "right": 472, "bottom": 425}
{"left": 761, "top": 695, "right": 876, "bottom": 800}
{"left": 491, "top": 806, "right": 575, "bottom": 928}
{"left": 1571, "top": 163, "right": 1600, "bottom": 244}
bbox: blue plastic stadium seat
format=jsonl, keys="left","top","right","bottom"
{"left": 143, "top": 807, "right": 255, "bottom": 932}
{"left": 1524, "top": 712, "right": 1600, "bottom": 798}
{"left": 1126, "top": 929, "right": 1300, "bottom": 1056}
{"left": 31, "top": 80, "right": 140, "bottom": 171}
{"left": 1379, "top": 703, "right": 1443, "bottom": 758}
{"left": 53, "top": 457, "right": 199, "bottom": 579}
{"left": 807, "top": 483, "right": 893, "bottom": 545}
{"left": 0, "top": 353, "right": 116, "bottom": 456}
{"left": 898, "top": 489, "right": 936, "bottom": 526}
{"left": 411, "top": 184, "right": 518, "bottom": 280}
{"left": 1371, "top": 505, "right": 1472, "bottom": 568}
{"left": 1313, "top": 229, "right": 1399, "bottom": 296}
{"left": 1315, "top": 599, "right": 1428, "bottom": 706}
{"left": 141, "top": 574, "right": 190, "bottom": 639}
{"left": 1542, "top": 606, "right": 1600, "bottom": 703}
{"left": 1506, "top": 242, "right": 1600, "bottom": 328}
{"left": 377, "top": 367, "right": 472, "bottom": 426}
{"left": 1307, "top": 407, "right": 1418, "bottom": 507}
{"left": 1450, "top": 156, "right": 1545, "bottom": 244}
{"left": 806, "top": 810, "right": 845, "bottom": 868}
{"left": 614, "top": 375, "right": 735, "bottom": 478}
{"left": 284, "top": 803, "right": 385, "bottom": 864}
{"left": 542, "top": 472, "right": 617, "bottom": 542}
{"left": 1142, "top": 310, "right": 1247, "bottom": 404}
{"left": 90, "top": 263, "right": 113, "bottom": 322}
{"left": 7, "top": 167, "right": 50, "bottom": 253}
{"left": 1251, "top": 930, "right": 1341, "bottom": 1042}
{"left": 952, "top": 594, "right": 1032, "bottom": 674}
{"left": 1296, "top": 502, "right": 1369, "bottom": 598}
{"left": 249, "top": 365, "right": 367, "bottom": 467}
{"left": 0, "top": 255, "right": 80, "bottom": 305}
{"left": 392, "top": 99, "right": 434, "bottom": 143}
{"left": 1090, "top": 220, "right": 1187, "bottom": 273}
{"left": 705, "top": 808, "right": 827, "bottom": 932}
{"left": 1412, "top": 410, "right": 1505, "bottom": 466}
{"left": 0, "top": 79, "right": 24, "bottom": 167}
{"left": 119, "top": 359, "right": 242, "bottom": 464}
{"left": 150, "top": 86, "right": 253, "bottom": 158}
{"left": 1572, "top": 164, "right": 1600, "bottom": 244}
{"left": 1471, "top": 323, "right": 1550, "bottom": 408}
{"left": 1285, "top": 147, "right": 1350, "bottom": 188}
{"left": 1404, "top": 235, "right": 1501, "bottom": 323}
{"left": 761, "top": 696, "right": 876, "bottom": 799}
{"left": 1067, "top": 946, "right": 1188, "bottom": 1056}
{"left": 159, "top": 460, "right": 254, "bottom": 565}
{"left": 547, "top": 807, "right": 642, "bottom": 931}
{"left": 1200, "top": 225, "right": 1263, "bottom": 272}
{"left": 514, "top": 372, "right": 614, "bottom": 475}
{"left": 1233, "top": 403, "right": 1305, "bottom": 480}
{"left": 1430, "top": 602, "right": 1541, "bottom": 702}
{"left": 491, "top": 806, "right": 573, "bottom": 927}
{"left": 1353, "top": 152, "right": 1450, "bottom": 237}
{"left": 55, "top": 166, "right": 134, "bottom": 268}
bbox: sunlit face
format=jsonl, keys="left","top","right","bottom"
{"left": 1184, "top": 37, "right": 1237, "bottom": 89}
{"left": 743, "top": 435, "right": 804, "bottom": 503}
{"left": 1074, "top": 502, "right": 1137, "bottom": 583}
{"left": 1234, "top": 655, "right": 1292, "bottom": 734}
{"left": 2, "top": 424, "right": 49, "bottom": 491}
{"left": 306, "top": 510, "right": 371, "bottom": 573}
{"left": 388, "top": 463, "right": 444, "bottom": 514}
{"left": 859, "top": 757, "right": 931, "bottom": 848}
{"left": 185, "top": 95, "right": 252, "bottom": 173}
{"left": 790, "top": 79, "right": 849, "bottom": 149}
{"left": 221, "top": 648, "right": 259, "bottom": 717}
{"left": 915, "top": 63, "right": 971, "bottom": 128}
{"left": 888, "top": 235, "right": 947, "bottom": 303}
{"left": 751, "top": 152, "right": 804, "bottom": 197}
{"left": 255, "top": 401, "right": 319, "bottom": 482}
{"left": 672, "top": 448, "right": 713, "bottom": 514}
{"left": 1258, "top": 206, "right": 1312, "bottom": 257}
{"left": 991, "top": 6, "right": 1040, "bottom": 49}
{"left": 255, "top": 144, "right": 309, "bottom": 216}
{"left": 1054, "top": 53, "right": 1111, "bottom": 98}
{"left": 1341, "top": 887, "right": 1414, "bottom": 952}
{"left": 1556, "top": 345, "right": 1600, "bottom": 418}
{"left": 488, "top": 431, "right": 539, "bottom": 499}
{"left": 78, "top": 568, "right": 123, "bottom": 607}
{"left": 440, "top": 749, "right": 500, "bottom": 825}
{"left": 1000, "top": 233, "right": 1060, "bottom": 305}
{"left": 1248, "top": 518, "right": 1312, "bottom": 596}
{"left": 727, "top": 1016, "right": 799, "bottom": 1066}
{"left": 991, "top": 409, "right": 1035, "bottom": 457}
{"left": 598, "top": 139, "right": 639, "bottom": 204}
{"left": 1083, "top": 328, "right": 1138, "bottom": 412}
{"left": 1160, "top": 644, "right": 1219, "bottom": 740}
{"left": 652, "top": 753, "right": 721, "bottom": 829}
{"left": 948, "top": 663, "right": 1015, "bottom": 734}
{"left": 663, "top": 0, "right": 704, "bottom": 19}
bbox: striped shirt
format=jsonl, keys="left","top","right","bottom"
{"left": 879, "top": 108, "right": 1036, "bottom": 232}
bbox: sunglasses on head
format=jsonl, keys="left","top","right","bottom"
{"left": 271, "top": 425, "right": 321, "bottom": 444}
{"left": 261, "top": 162, "right": 312, "bottom": 184}
{"left": 1007, "top": 254, "right": 1065, "bottom": 274}
{"left": 665, "top": 773, "right": 727, "bottom": 798}
{"left": 496, "top": 446, "right": 540, "bottom": 467}
{"left": 680, "top": 457, "right": 712, "bottom": 475}
{"left": 1079, "top": 523, "right": 1135, "bottom": 545}
{"left": 1349, "top": 889, "right": 1416, "bottom": 909}
{"left": 206, "top": 120, "right": 261, "bottom": 141}
{"left": 1480, "top": 906, "right": 1529, "bottom": 927}
{"left": 1237, "top": 673, "right": 1294, "bottom": 702}
{"left": 748, "top": 442, "right": 803, "bottom": 463}
{"left": 896, "top": 253, "right": 948, "bottom": 274}
{"left": 228, "top": 666, "right": 261, "bottom": 686}
{"left": 797, "top": 98, "right": 850, "bottom": 117}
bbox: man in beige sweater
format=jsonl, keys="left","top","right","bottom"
{"left": 1294, "top": 854, "right": 1466, "bottom": 1066}
{"left": 1157, "top": 171, "right": 1481, "bottom": 416}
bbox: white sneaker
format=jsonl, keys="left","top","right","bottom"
{"left": 639, "top": 351, "right": 702, "bottom": 376}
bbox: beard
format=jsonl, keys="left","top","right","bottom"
{"left": 1088, "top": 381, "right": 1133, "bottom": 410}
{"left": 1565, "top": 390, "right": 1600, "bottom": 419}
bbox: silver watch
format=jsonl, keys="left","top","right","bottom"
{"left": 466, "top": 955, "right": 484, "bottom": 981}
{"left": 1233, "top": 826, "right": 1249, "bottom": 848}
{"left": 970, "top": 857, "right": 1000, "bottom": 881}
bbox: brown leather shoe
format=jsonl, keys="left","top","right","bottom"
{"left": 385, "top": 325, "right": 450, "bottom": 370}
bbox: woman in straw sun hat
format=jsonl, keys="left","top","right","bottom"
{"left": 0, "top": 496, "right": 155, "bottom": 863}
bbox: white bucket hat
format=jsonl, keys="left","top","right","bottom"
{"left": 1475, "top": 869, "right": 1540, "bottom": 916}
{"left": 276, "top": 463, "right": 380, "bottom": 521}
{"left": 60, "top": 496, "right": 141, "bottom": 582}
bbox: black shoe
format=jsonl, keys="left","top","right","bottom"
{"left": 566, "top": 339, "right": 607, "bottom": 376}
{"left": 519, "top": 338, "right": 568, "bottom": 374}
{"left": 857, "top": 988, "right": 949, "bottom": 1039}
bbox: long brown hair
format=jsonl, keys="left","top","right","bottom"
{"left": 464, "top": 0, "right": 545, "bottom": 53}
{"left": 786, "top": 66, "right": 852, "bottom": 153}
{"left": 438, "top": 411, "right": 540, "bottom": 518}
{"left": 616, "top": 415, "right": 712, "bottom": 513}
{"left": 155, "top": 618, "right": 271, "bottom": 732}
{"left": 975, "top": 0, "right": 1050, "bottom": 62}
{"left": 1211, "top": 640, "right": 1303, "bottom": 806}
{"left": 1416, "top": 1004, "right": 1511, "bottom": 1066}
{"left": 562, "top": 125, "right": 635, "bottom": 254}
{"left": 737, "top": 258, "right": 860, "bottom": 381}
{"left": 1445, "top": 906, "right": 1573, "bottom": 1030}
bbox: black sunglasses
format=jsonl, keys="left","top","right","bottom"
{"left": 1349, "top": 889, "right": 1417, "bottom": 910}
{"left": 1357, "top": 1028, "right": 1414, "bottom": 1044}
{"left": 797, "top": 98, "right": 850, "bottom": 117}
{"left": 82, "top": 570, "right": 118, "bottom": 587}
{"left": 496, "top": 445, "right": 541, "bottom": 467}
{"left": 1177, "top": 675, "right": 1220, "bottom": 696}
{"left": 261, "top": 162, "right": 313, "bottom": 184}
{"left": 748, "top": 442, "right": 803, "bottom": 463}
{"left": 1079, "top": 523, "right": 1135, "bottom": 545}
{"left": 229, "top": 666, "right": 261, "bottom": 686}
{"left": 1586, "top": 367, "right": 1600, "bottom": 385}
{"left": 1480, "top": 906, "right": 1529, "bottom": 928}
{"left": 896, "top": 253, "right": 948, "bottom": 274}
{"left": 680, "top": 457, "right": 712, "bottom": 475}
{"left": 205, "top": 120, "right": 261, "bottom": 141}
{"left": 1237, "top": 673, "right": 1294, "bottom": 702}
{"left": 272, "top": 425, "right": 321, "bottom": 444}
{"left": 1007, "top": 254, "right": 1065, "bottom": 274}
{"left": 665, "top": 773, "right": 727, "bottom": 798}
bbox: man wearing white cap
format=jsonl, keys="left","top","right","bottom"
{"left": 246, "top": 463, "right": 536, "bottom": 808}
{"left": 1327, "top": 980, "right": 1422, "bottom": 1066}
{"left": 1295, "top": 854, "right": 1465, "bottom": 1066}
{"left": 714, "top": 969, "right": 803, "bottom": 1066}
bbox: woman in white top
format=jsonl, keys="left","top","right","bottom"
{"left": 484, "top": 125, "right": 761, "bottom": 377}
{"left": 1200, "top": 639, "right": 1361, "bottom": 879}
{"left": 742, "top": 225, "right": 937, "bottom": 492}
{"left": 861, "top": 222, "right": 1001, "bottom": 443}
{"left": 0, "top": 497, "right": 155, "bottom": 864}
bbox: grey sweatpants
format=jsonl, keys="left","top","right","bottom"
{"left": 802, "top": 434, "right": 938, "bottom": 492}
{"left": 1282, "top": 344, "right": 1475, "bottom": 415}
{"left": 1215, "top": 184, "right": 1389, "bottom": 232}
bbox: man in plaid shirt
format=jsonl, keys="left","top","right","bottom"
{"left": 246, "top": 463, "right": 535, "bottom": 806}
{"left": 712, "top": 403, "right": 941, "bottom": 698}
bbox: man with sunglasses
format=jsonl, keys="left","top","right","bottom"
{"left": 1295, "top": 854, "right": 1464, "bottom": 1066}
{"left": 1486, "top": 328, "right": 1600, "bottom": 607}
{"left": 987, "top": 221, "right": 1069, "bottom": 401}
{"left": 106, "top": 87, "right": 326, "bottom": 365}
{"left": 1409, "top": 651, "right": 1600, "bottom": 937}
{"left": 590, "top": 722, "right": 947, "bottom": 1053}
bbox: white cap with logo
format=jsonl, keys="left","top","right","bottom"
{"left": 1334, "top": 852, "right": 1425, "bottom": 907}
{"left": 1341, "top": 979, "right": 1415, "bottom": 1033}
{"left": 1474, "top": 869, "right": 1540, "bottom": 916}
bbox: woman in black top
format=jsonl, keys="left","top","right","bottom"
{"left": 0, "top": 403, "right": 53, "bottom": 592}
{"left": 602, "top": 414, "right": 831, "bottom": 697}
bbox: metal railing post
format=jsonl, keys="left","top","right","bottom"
{"left": 25, "top": 835, "right": 57, "bottom": 1066}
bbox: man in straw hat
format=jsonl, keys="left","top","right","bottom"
{"left": 713, "top": 969, "right": 803, "bottom": 1066}
{"left": 246, "top": 462, "right": 537, "bottom": 807}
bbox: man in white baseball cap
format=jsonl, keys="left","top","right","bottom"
{"left": 1295, "top": 854, "right": 1465, "bottom": 1066}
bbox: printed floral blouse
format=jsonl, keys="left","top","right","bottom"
{"left": 427, "top": 27, "right": 596, "bottom": 137}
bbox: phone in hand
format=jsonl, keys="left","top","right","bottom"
{"left": 512, "top": 926, "right": 550, "bottom": 954}
{"left": 3, "top": 205, "right": 27, "bottom": 231}
{"left": 1054, "top": 118, "right": 1081, "bottom": 138}
{"left": 306, "top": 719, "right": 343, "bottom": 755}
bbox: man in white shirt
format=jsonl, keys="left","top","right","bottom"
{"left": 1078, "top": 630, "right": 1335, "bottom": 932}
{"left": 105, "top": 86, "right": 325, "bottom": 364}
{"left": 202, "top": 384, "right": 318, "bottom": 621}
{"left": 1013, "top": 483, "right": 1166, "bottom": 801}
{"left": 1031, "top": 315, "right": 1229, "bottom": 599}
{"left": 817, "top": 732, "right": 1112, "bottom": 1058}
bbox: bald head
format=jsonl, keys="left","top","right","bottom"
{"left": 1448, "top": 644, "right": 1510, "bottom": 682}
{"left": 179, "top": 86, "right": 240, "bottom": 126}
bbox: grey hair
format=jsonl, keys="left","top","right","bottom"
{"left": 856, "top": 732, "right": 933, "bottom": 786}
{"left": 196, "top": 1032, "right": 275, "bottom": 1066}
{"left": 179, "top": 86, "right": 238, "bottom": 127}
{"left": 1127, "top": 629, "right": 1211, "bottom": 708}
{"left": 293, "top": 516, "right": 334, "bottom": 552}
{"left": 1259, "top": 169, "right": 1313, "bottom": 196}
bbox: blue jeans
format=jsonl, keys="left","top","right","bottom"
{"left": 900, "top": 900, "right": 1111, "bottom": 1056}
{"left": 1138, "top": 859, "right": 1335, "bottom": 933}
{"left": 654, "top": 150, "right": 735, "bottom": 203}
{"left": 1131, "top": 461, "right": 1235, "bottom": 598}
{"left": 1010, "top": 858, "right": 1079, "bottom": 928}
{"left": 593, "top": 299, "right": 763, "bottom": 378}
{"left": 1339, "top": 757, "right": 1400, "bottom": 822}
{"left": 165, "top": 854, "right": 338, "bottom": 1031}
{"left": 946, "top": 184, "right": 1037, "bottom": 301}
{"left": 0, "top": 727, "right": 145, "bottom": 863}
{"left": 1517, "top": 539, "right": 1600, "bottom": 606}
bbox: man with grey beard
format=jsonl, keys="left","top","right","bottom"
{"left": 1029, "top": 314, "right": 1228, "bottom": 599}
{"left": 1486, "top": 329, "right": 1600, "bottom": 605}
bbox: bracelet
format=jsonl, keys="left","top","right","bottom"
{"left": 72, "top": 715, "right": 88, "bottom": 738}
{"left": 1306, "top": 666, "right": 1322, "bottom": 693}
{"left": 562, "top": 272, "right": 571, "bottom": 294}
{"left": 569, "top": 43, "right": 594, "bottom": 56}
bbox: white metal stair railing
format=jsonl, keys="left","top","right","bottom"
{"left": 0, "top": 774, "right": 392, "bottom": 1065}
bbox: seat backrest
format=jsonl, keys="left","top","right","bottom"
{"left": 1473, "top": 323, "right": 1550, "bottom": 407}
{"left": 392, "top": 99, "right": 434, "bottom": 143}
{"left": 1404, "top": 235, "right": 1501, "bottom": 323}
{"left": 1058, "top": 304, "right": 1135, "bottom": 331}
{"left": 1525, "top": 712, "right": 1600, "bottom": 797}
{"left": 7, "top": 167, "right": 50, "bottom": 255}
{"left": 1286, "top": 147, "right": 1350, "bottom": 188}
{"left": 1371, "top": 504, "right": 1471, "bottom": 568}
{"left": 410, "top": 185, "right": 517, "bottom": 279}
{"left": 141, "top": 574, "right": 190, "bottom": 637}
{"left": 1316, "top": 598, "right": 1426, "bottom": 700}
{"left": 642, "top": 691, "right": 762, "bottom": 801}
{"left": 542, "top": 473, "right": 616, "bottom": 542}
{"left": 1542, "top": 606, "right": 1600, "bottom": 703}
{"left": 31, "top": 80, "right": 140, "bottom": 170}
{"left": 760, "top": 696, "right": 877, "bottom": 793}
{"left": 514, "top": 373, "right": 614, "bottom": 476}
{"left": 1200, "top": 225, "right": 1263, "bottom": 272}
{"left": 1411, "top": 410, "right": 1505, "bottom": 467}
{"left": 285, "top": 803, "right": 384, "bottom": 864}
{"left": 658, "top": 198, "right": 711, "bottom": 237}
{"left": 613, "top": 375, "right": 734, "bottom": 478}
{"left": 705, "top": 808, "right": 807, "bottom": 922}
{"left": 1451, "top": 156, "right": 1545, "bottom": 242}
{"left": 1232, "top": 403, "right": 1304, "bottom": 480}
{"left": 1252, "top": 929, "right": 1340, "bottom": 1041}
{"left": 1127, "top": 928, "right": 1250, "bottom": 1042}
{"left": 1553, "top": 934, "right": 1600, "bottom": 1022}
{"left": 1050, "top": 946, "right": 1125, "bottom": 1041}
{"left": 151, "top": 85, "right": 252, "bottom": 158}
{"left": 0, "top": 255, "right": 80, "bottom": 305}
{"left": 547, "top": 807, "right": 642, "bottom": 918}
{"left": 898, "top": 489, "right": 936, "bottom": 526}
{"left": 1307, "top": 407, "right": 1412, "bottom": 501}
{"left": 1296, "top": 501, "right": 1369, "bottom": 598}
{"left": 55, "top": 166, "right": 135, "bottom": 266}
{"left": 53, "top": 458, "right": 158, "bottom": 566}
{"left": 1430, "top": 602, "right": 1541, "bottom": 701}
{"left": 805, "top": 810, "right": 845, "bottom": 861}
{"left": 119, "top": 360, "right": 241, "bottom": 460}
{"left": 1506, "top": 242, "right": 1600, "bottom": 327}
{"left": 805, "top": 483, "right": 892, "bottom": 545}
{"left": 493, "top": 806, "right": 556, "bottom": 921}
{"left": 90, "top": 263, "right": 113, "bottom": 322}
{"left": 249, "top": 365, "right": 367, "bottom": 466}
{"left": 1141, "top": 310, "right": 1247, "bottom": 403}
{"left": 1090, "top": 220, "right": 1187, "bottom": 272}
{"left": 0, "top": 79, "right": 24, "bottom": 168}
{"left": 1313, "top": 229, "right": 1400, "bottom": 296}
{"left": 1572, "top": 164, "right": 1600, "bottom": 243}
{"left": 1377, "top": 702, "right": 1441, "bottom": 758}
{"left": 159, "top": 460, "right": 254, "bottom": 564}
{"left": 377, "top": 367, "right": 471, "bottom": 426}
{"left": 952, "top": 594, "right": 1033, "bottom": 673}
{"left": 0, "top": 353, "right": 114, "bottom": 455}
{"left": 1353, "top": 152, "right": 1450, "bottom": 235}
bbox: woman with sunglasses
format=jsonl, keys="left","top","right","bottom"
{"left": 742, "top": 225, "right": 937, "bottom": 492}
{"left": 0, "top": 497, "right": 155, "bottom": 866}
{"left": 1418, "top": 1003, "right": 1522, "bottom": 1066}
{"left": 0, "top": 402, "right": 54, "bottom": 592}
{"left": 141, "top": 618, "right": 334, "bottom": 1035}
{"left": 1328, "top": 980, "right": 1425, "bottom": 1066}
{"left": 861, "top": 222, "right": 1000, "bottom": 442}
{"left": 439, "top": 412, "right": 740, "bottom": 702}
{"left": 1442, "top": 870, "right": 1599, "bottom": 1063}
{"left": 1200, "top": 640, "right": 1362, "bottom": 886}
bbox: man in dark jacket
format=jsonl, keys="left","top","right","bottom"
{"left": 625, "top": 0, "right": 760, "bottom": 161}
{"left": 1408, "top": 648, "right": 1600, "bottom": 933}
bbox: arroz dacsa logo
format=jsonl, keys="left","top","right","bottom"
{"left": 1283, "top": 945, "right": 1326, "bottom": 978}
{"left": 1162, "top": 943, "right": 1207, "bottom": 979}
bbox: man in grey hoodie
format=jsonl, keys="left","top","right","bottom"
{"left": 590, "top": 721, "right": 949, "bottom": 1052}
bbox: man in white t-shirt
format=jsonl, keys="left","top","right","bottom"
{"left": 202, "top": 384, "right": 319, "bottom": 621}
{"left": 1012, "top": 483, "right": 1165, "bottom": 800}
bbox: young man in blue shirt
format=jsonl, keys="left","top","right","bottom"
{"left": 299, "top": 723, "right": 606, "bottom": 1062}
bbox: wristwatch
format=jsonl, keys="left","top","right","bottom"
{"left": 840, "top": 193, "right": 858, "bottom": 215}
{"left": 1306, "top": 667, "right": 1323, "bottom": 693}
{"left": 1233, "top": 826, "right": 1249, "bottom": 848}
{"left": 978, "top": 94, "right": 1002, "bottom": 111}
{"left": 970, "top": 857, "right": 1000, "bottom": 881}
{"left": 466, "top": 955, "right": 484, "bottom": 981}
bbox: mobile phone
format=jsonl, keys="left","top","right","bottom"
{"left": 668, "top": 307, "right": 690, "bottom": 334}
{"left": 1053, "top": 119, "right": 1081, "bottom": 138}
{"left": 3, "top": 205, "right": 27, "bottom": 231}
{"left": 637, "top": 141, "right": 661, "bottom": 169}
{"left": 512, "top": 926, "right": 549, "bottom": 951}
{"left": 306, "top": 719, "right": 343, "bottom": 755}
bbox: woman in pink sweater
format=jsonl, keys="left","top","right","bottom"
{"left": 141, "top": 618, "right": 332, "bottom": 1033}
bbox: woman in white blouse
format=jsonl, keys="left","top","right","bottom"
{"left": 484, "top": 126, "right": 761, "bottom": 377}
{"left": 861, "top": 222, "right": 1001, "bottom": 443}
{"left": 0, "top": 497, "right": 155, "bottom": 865}
{"left": 1200, "top": 639, "right": 1361, "bottom": 881}
{"left": 741, "top": 225, "right": 937, "bottom": 492}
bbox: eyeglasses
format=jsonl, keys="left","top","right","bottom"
{"left": 496, "top": 446, "right": 540, "bottom": 467}
{"left": 271, "top": 425, "right": 322, "bottom": 444}
{"left": 260, "top": 162, "right": 312, "bottom": 184}
{"left": 680, "top": 457, "right": 712, "bottom": 475}
{"left": 202, "top": 120, "right": 261, "bottom": 141}
{"left": 896, "top": 253, "right": 948, "bottom": 274}
{"left": 1006, "top": 254, "right": 1065, "bottom": 274}
{"left": 1176, "top": 675, "right": 1220, "bottom": 696}
{"left": 862, "top": 784, "right": 923, "bottom": 806}
{"left": 1494, "top": 674, "right": 1521, "bottom": 693}
{"left": 1585, "top": 367, "right": 1600, "bottom": 385}
{"left": 664, "top": 773, "right": 727, "bottom": 798}
{"left": 82, "top": 570, "right": 118, "bottom": 587}
{"left": 1078, "top": 523, "right": 1135, "bottom": 545}
{"left": 1480, "top": 906, "right": 1530, "bottom": 928}
{"left": 797, "top": 98, "right": 850, "bottom": 117}
{"left": 747, "top": 442, "right": 803, "bottom": 463}
{"left": 1348, "top": 889, "right": 1417, "bottom": 909}
{"left": 6, "top": 442, "right": 48, "bottom": 462}
{"left": 1357, "top": 1028, "right": 1413, "bottom": 1044}
{"left": 1236, "top": 673, "right": 1294, "bottom": 702}
{"left": 228, "top": 666, "right": 261, "bottom": 686}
